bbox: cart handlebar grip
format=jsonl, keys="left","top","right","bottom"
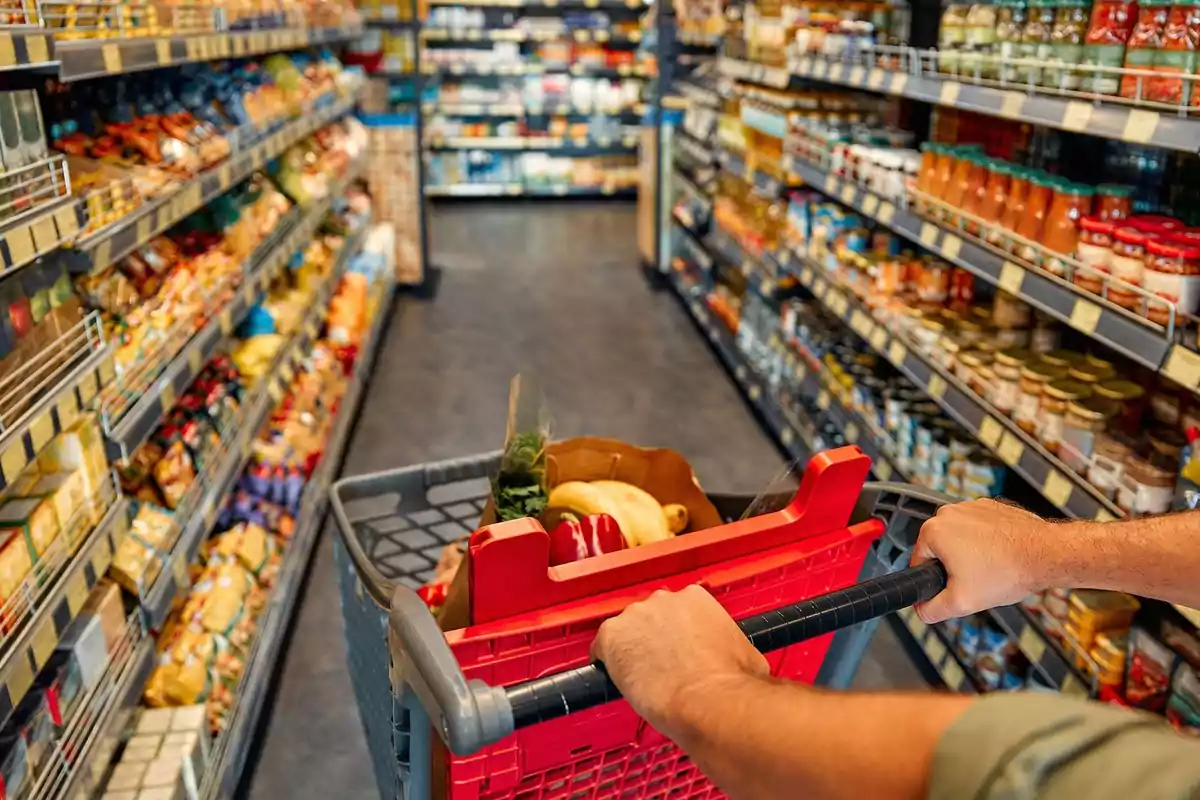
{"left": 504, "top": 560, "right": 947, "bottom": 731}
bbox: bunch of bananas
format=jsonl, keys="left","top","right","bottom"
{"left": 546, "top": 481, "right": 689, "bottom": 548}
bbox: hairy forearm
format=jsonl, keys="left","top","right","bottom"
{"left": 1038, "top": 510, "right": 1200, "bottom": 607}
{"left": 669, "top": 675, "right": 973, "bottom": 800}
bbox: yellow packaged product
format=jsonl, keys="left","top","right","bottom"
{"left": 198, "top": 564, "right": 254, "bottom": 636}
{"left": 0, "top": 495, "right": 61, "bottom": 559}
{"left": 28, "top": 470, "right": 87, "bottom": 546}
{"left": 36, "top": 415, "right": 111, "bottom": 522}
{"left": 0, "top": 529, "right": 34, "bottom": 614}
{"left": 7, "top": 471, "right": 42, "bottom": 497}
{"left": 131, "top": 505, "right": 177, "bottom": 550}
{"left": 110, "top": 534, "right": 163, "bottom": 595}
{"left": 144, "top": 661, "right": 182, "bottom": 707}
{"left": 168, "top": 653, "right": 214, "bottom": 705}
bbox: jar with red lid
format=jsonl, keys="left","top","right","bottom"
{"left": 1043, "top": 182, "right": 1096, "bottom": 277}
{"left": 1015, "top": 174, "right": 1054, "bottom": 263}
{"left": 1109, "top": 226, "right": 1152, "bottom": 310}
{"left": 1076, "top": 216, "right": 1115, "bottom": 294}
{"left": 1144, "top": 239, "right": 1200, "bottom": 325}
{"left": 1130, "top": 215, "right": 1186, "bottom": 231}
{"left": 1095, "top": 184, "right": 1134, "bottom": 220}
{"left": 996, "top": 167, "right": 1031, "bottom": 250}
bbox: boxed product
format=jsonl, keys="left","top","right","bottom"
{"left": 0, "top": 528, "right": 34, "bottom": 614}
{"left": 27, "top": 469, "right": 88, "bottom": 546}
{"left": 0, "top": 495, "right": 61, "bottom": 560}
{"left": 56, "top": 604, "right": 112, "bottom": 691}
{"left": 80, "top": 581, "right": 126, "bottom": 651}
{"left": 0, "top": 689, "right": 56, "bottom": 800}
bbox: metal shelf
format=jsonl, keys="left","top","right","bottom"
{"left": 426, "top": 184, "right": 636, "bottom": 197}
{"left": 99, "top": 161, "right": 365, "bottom": 461}
{"left": 0, "top": 495, "right": 130, "bottom": 728}
{"left": 0, "top": 26, "right": 54, "bottom": 70}
{"left": 199, "top": 276, "right": 395, "bottom": 800}
{"left": 719, "top": 56, "right": 1200, "bottom": 154}
{"left": 989, "top": 604, "right": 1094, "bottom": 695}
{"left": 423, "top": 27, "right": 641, "bottom": 43}
{"left": 782, "top": 155, "right": 1183, "bottom": 378}
{"left": 54, "top": 25, "right": 364, "bottom": 81}
{"left": 716, "top": 148, "right": 798, "bottom": 198}
{"left": 423, "top": 62, "right": 648, "bottom": 77}
{"left": 429, "top": 137, "right": 635, "bottom": 154}
{"left": 895, "top": 608, "right": 979, "bottom": 693}
{"left": 424, "top": 101, "right": 646, "bottom": 118}
{"left": 0, "top": 155, "right": 80, "bottom": 276}
{"left": 136, "top": 221, "right": 367, "bottom": 630}
{"left": 77, "top": 90, "right": 360, "bottom": 273}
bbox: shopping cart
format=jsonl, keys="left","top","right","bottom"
{"left": 331, "top": 445, "right": 951, "bottom": 800}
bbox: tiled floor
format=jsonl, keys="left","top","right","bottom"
{"left": 242, "top": 202, "right": 927, "bottom": 799}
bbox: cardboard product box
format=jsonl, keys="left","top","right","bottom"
{"left": 28, "top": 469, "right": 87, "bottom": 546}
{"left": 38, "top": 416, "right": 111, "bottom": 524}
{"left": 0, "top": 528, "right": 34, "bottom": 612}
{"left": 80, "top": 580, "right": 126, "bottom": 652}
{"left": 38, "top": 648, "right": 85, "bottom": 728}
{"left": 0, "top": 494, "right": 61, "bottom": 560}
{"left": 57, "top": 611, "right": 111, "bottom": 691}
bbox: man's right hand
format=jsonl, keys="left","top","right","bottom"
{"left": 910, "top": 499, "right": 1056, "bottom": 624}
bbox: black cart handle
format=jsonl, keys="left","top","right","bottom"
{"left": 504, "top": 560, "right": 947, "bottom": 730}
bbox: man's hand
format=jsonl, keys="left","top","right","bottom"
{"left": 911, "top": 499, "right": 1056, "bottom": 624}
{"left": 591, "top": 585, "right": 769, "bottom": 741}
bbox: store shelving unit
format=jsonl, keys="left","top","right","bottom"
{"left": 0, "top": 13, "right": 404, "bottom": 797}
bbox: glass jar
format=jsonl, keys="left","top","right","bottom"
{"left": 1120, "top": 3, "right": 1170, "bottom": 99}
{"left": 945, "top": 151, "right": 983, "bottom": 213}
{"left": 975, "top": 161, "right": 1011, "bottom": 237}
{"left": 1150, "top": 427, "right": 1187, "bottom": 460}
{"left": 1143, "top": 239, "right": 1200, "bottom": 325}
{"left": 1044, "top": 182, "right": 1096, "bottom": 276}
{"left": 1075, "top": 216, "right": 1115, "bottom": 293}
{"left": 1015, "top": 174, "right": 1054, "bottom": 263}
{"left": 992, "top": 347, "right": 1031, "bottom": 413}
{"left": 1096, "top": 183, "right": 1134, "bottom": 220}
{"left": 965, "top": 1, "right": 1002, "bottom": 76}
{"left": 1108, "top": 226, "right": 1152, "bottom": 310}
{"left": 956, "top": 349, "right": 994, "bottom": 390}
{"left": 1062, "top": 397, "right": 1121, "bottom": 473}
{"left": 1068, "top": 359, "right": 1117, "bottom": 384}
{"left": 1031, "top": 313, "right": 1061, "bottom": 353}
{"left": 1089, "top": 430, "right": 1136, "bottom": 498}
{"left": 1044, "top": 0, "right": 1091, "bottom": 88}
{"left": 996, "top": 166, "right": 1031, "bottom": 249}
{"left": 1016, "top": 0, "right": 1057, "bottom": 83}
{"left": 1094, "top": 378, "right": 1148, "bottom": 433}
{"left": 917, "top": 142, "right": 940, "bottom": 198}
{"left": 1040, "top": 348, "right": 1085, "bottom": 368}
{"left": 993, "top": 289, "right": 1033, "bottom": 329}
{"left": 1146, "top": 3, "right": 1200, "bottom": 105}
{"left": 931, "top": 146, "right": 959, "bottom": 204}
{"left": 962, "top": 157, "right": 994, "bottom": 232}
{"left": 940, "top": 3, "right": 973, "bottom": 72}
{"left": 958, "top": 317, "right": 984, "bottom": 346}
{"left": 1083, "top": 0, "right": 1139, "bottom": 94}
{"left": 917, "top": 260, "right": 952, "bottom": 303}
{"left": 1040, "top": 378, "right": 1093, "bottom": 453}
{"left": 1016, "top": 360, "right": 1069, "bottom": 433}
{"left": 914, "top": 317, "right": 946, "bottom": 353}
{"left": 1117, "top": 444, "right": 1178, "bottom": 515}
{"left": 997, "top": 0, "right": 1032, "bottom": 80}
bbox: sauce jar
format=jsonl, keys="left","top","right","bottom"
{"left": 1149, "top": 427, "right": 1187, "bottom": 461}
{"left": 1076, "top": 216, "right": 1115, "bottom": 293}
{"left": 1108, "top": 226, "right": 1152, "bottom": 310}
{"left": 976, "top": 161, "right": 1011, "bottom": 236}
{"left": 962, "top": 156, "right": 995, "bottom": 233}
{"left": 946, "top": 151, "right": 987, "bottom": 221}
{"left": 1089, "top": 430, "right": 1136, "bottom": 498}
{"left": 1041, "top": 348, "right": 1085, "bottom": 369}
{"left": 1092, "top": 379, "right": 1147, "bottom": 434}
{"left": 1016, "top": 360, "right": 1069, "bottom": 433}
{"left": 1044, "top": 0, "right": 1092, "bottom": 89}
{"left": 1062, "top": 397, "right": 1121, "bottom": 473}
{"left": 1068, "top": 359, "right": 1117, "bottom": 384}
{"left": 914, "top": 317, "right": 946, "bottom": 354}
{"left": 996, "top": 166, "right": 1031, "bottom": 251}
{"left": 1117, "top": 444, "right": 1178, "bottom": 516}
{"left": 1040, "top": 378, "right": 1093, "bottom": 453}
{"left": 932, "top": 146, "right": 959, "bottom": 204}
{"left": 992, "top": 347, "right": 1031, "bottom": 413}
{"left": 1083, "top": 0, "right": 1138, "bottom": 94}
{"left": 1143, "top": 239, "right": 1200, "bottom": 326}
{"left": 1043, "top": 182, "right": 1095, "bottom": 276}
{"left": 917, "top": 260, "right": 951, "bottom": 303}
{"left": 917, "top": 142, "right": 940, "bottom": 200}
{"left": 1016, "top": 173, "right": 1054, "bottom": 263}
{"left": 1096, "top": 183, "right": 1134, "bottom": 220}
{"left": 993, "top": 289, "right": 1033, "bottom": 329}
{"left": 956, "top": 349, "right": 993, "bottom": 391}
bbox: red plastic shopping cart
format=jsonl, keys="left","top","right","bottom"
{"left": 331, "top": 445, "right": 949, "bottom": 800}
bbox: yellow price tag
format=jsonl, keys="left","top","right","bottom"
{"left": 219, "top": 309, "right": 233, "bottom": 335}
{"left": 1096, "top": 508, "right": 1118, "bottom": 522}
{"left": 887, "top": 340, "right": 907, "bottom": 367}
{"left": 156, "top": 39, "right": 172, "bottom": 65}
{"left": 877, "top": 202, "right": 895, "bottom": 224}
{"left": 25, "top": 35, "right": 49, "bottom": 65}
{"left": 136, "top": 215, "right": 151, "bottom": 245}
{"left": 844, "top": 422, "right": 859, "bottom": 443}
{"left": 1043, "top": 470, "right": 1074, "bottom": 508}
{"left": 870, "top": 326, "right": 888, "bottom": 352}
{"left": 159, "top": 381, "right": 176, "bottom": 412}
{"left": 1122, "top": 109, "right": 1160, "bottom": 144}
{"left": 868, "top": 69, "right": 885, "bottom": 89}
{"left": 875, "top": 459, "right": 892, "bottom": 481}
{"left": 65, "top": 572, "right": 90, "bottom": 615}
{"left": 862, "top": 194, "right": 879, "bottom": 215}
{"left": 926, "top": 635, "right": 947, "bottom": 663}
{"left": 4, "top": 225, "right": 35, "bottom": 266}
{"left": 1061, "top": 674, "right": 1089, "bottom": 696}
{"left": 928, "top": 374, "right": 947, "bottom": 400}
{"left": 1069, "top": 299, "right": 1102, "bottom": 334}
{"left": 920, "top": 222, "right": 939, "bottom": 246}
{"left": 824, "top": 174, "right": 838, "bottom": 195}
{"left": 941, "top": 233, "right": 962, "bottom": 261}
{"left": 30, "top": 621, "right": 57, "bottom": 668}
{"left": 1018, "top": 625, "right": 1046, "bottom": 664}
{"left": 978, "top": 416, "right": 1003, "bottom": 448}
{"left": 840, "top": 184, "right": 857, "bottom": 205}
{"left": 57, "top": 393, "right": 79, "bottom": 431}
{"left": 999, "top": 262, "right": 1025, "bottom": 294}
{"left": 1162, "top": 346, "right": 1200, "bottom": 389}
{"left": 55, "top": 206, "right": 80, "bottom": 240}
{"left": 78, "top": 372, "right": 99, "bottom": 404}
{"left": 30, "top": 216, "right": 58, "bottom": 253}
{"left": 1062, "top": 101, "right": 1094, "bottom": 132}
{"left": 849, "top": 66, "right": 865, "bottom": 85}
{"left": 102, "top": 43, "right": 122, "bottom": 73}
{"left": 997, "top": 431, "right": 1025, "bottom": 467}
{"left": 172, "top": 552, "right": 190, "bottom": 587}
{"left": 29, "top": 412, "right": 54, "bottom": 452}
{"left": 942, "top": 658, "right": 965, "bottom": 691}
{"left": 999, "top": 91, "right": 1026, "bottom": 119}
{"left": 799, "top": 267, "right": 813, "bottom": 286}
{"left": 0, "top": 440, "right": 27, "bottom": 484}
{"left": 907, "top": 609, "right": 927, "bottom": 639}
{"left": 939, "top": 81, "right": 962, "bottom": 106}
{"left": 817, "top": 390, "right": 831, "bottom": 411}
{"left": 891, "top": 74, "right": 908, "bottom": 94}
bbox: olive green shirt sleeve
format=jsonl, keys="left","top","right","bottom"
{"left": 930, "top": 693, "right": 1200, "bottom": 800}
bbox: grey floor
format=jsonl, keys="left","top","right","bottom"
{"left": 243, "top": 202, "right": 926, "bottom": 800}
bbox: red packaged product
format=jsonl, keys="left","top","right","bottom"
{"left": 1148, "top": 4, "right": 1200, "bottom": 104}
{"left": 1121, "top": 3, "right": 1170, "bottom": 98}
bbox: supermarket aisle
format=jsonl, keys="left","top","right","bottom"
{"left": 244, "top": 202, "right": 924, "bottom": 799}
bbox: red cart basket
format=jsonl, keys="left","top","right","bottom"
{"left": 331, "top": 445, "right": 949, "bottom": 800}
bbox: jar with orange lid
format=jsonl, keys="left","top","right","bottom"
{"left": 1075, "top": 216, "right": 1115, "bottom": 293}
{"left": 996, "top": 166, "right": 1031, "bottom": 249}
{"left": 1015, "top": 174, "right": 1054, "bottom": 263}
{"left": 1040, "top": 378, "right": 1093, "bottom": 453}
{"left": 1043, "top": 182, "right": 1095, "bottom": 277}
{"left": 1092, "top": 378, "right": 1146, "bottom": 433}
{"left": 1096, "top": 184, "right": 1134, "bottom": 220}
{"left": 1062, "top": 396, "right": 1121, "bottom": 473}
{"left": 991, "top": 347, "right": 1030, "bottom": 413}
{"left": 976, "top": 161, "right": 1011, "bottom": 236}
{"left": 1016, "top": 360, "right": 1069, "bottom": 434}
{"left": 1108, "top": 226, "right": 1153, "bottom": 310}
{"left": 1143, "top": 239, "right": 1200, "bottom": 325}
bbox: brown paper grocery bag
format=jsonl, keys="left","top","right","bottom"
{"left": 435, "top": 437, "right": 720, "bottom": 631}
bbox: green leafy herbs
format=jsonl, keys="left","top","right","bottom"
{"left": 493, "top": 431, "right": 548, "bottom": 521}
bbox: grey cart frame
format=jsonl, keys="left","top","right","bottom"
{"left": 330, "top": 451, "right": 949, "bottom": 800}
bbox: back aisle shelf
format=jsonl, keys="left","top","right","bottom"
{"left": 0, "top": 3, "right": 419, "bottom": 797}
{"left": 650, "top": 0, "right": 1200, "bottom": 719}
